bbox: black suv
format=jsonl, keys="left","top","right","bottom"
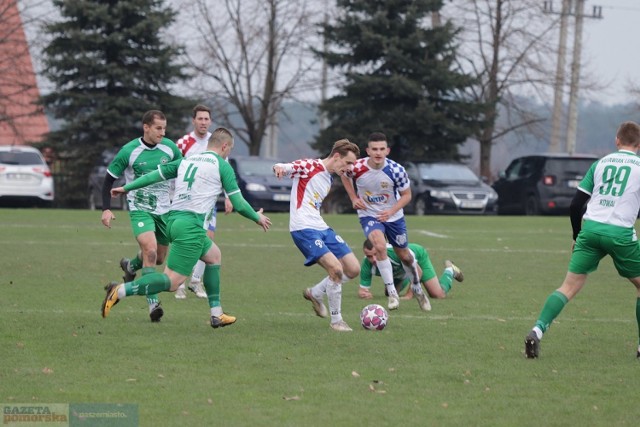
{"left": 492, "top": 153, "right": 599, "bottom": 215}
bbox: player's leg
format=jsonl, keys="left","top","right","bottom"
{"left": 393, "top": 246, "right": 430, "bottom": 312}
{"left": 361, "top": 218, "right": 399, "bottom": 309}
{"left": 322, "top": 229, "right": 359, "bottom": 331}
{"left": 200, "top": 242, "right": 235, "bottom": 328}
{"left": 188, "top": 226, "right": 216, "bottom": 299}
{"left": 292, "top": 229, "right": 332, "bottom": 321}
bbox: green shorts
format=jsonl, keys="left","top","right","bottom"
{"left": 128, "top": 211, "right": 170, "bottom": 245}
{"left": 165, "top": 216, "right": 212, "bottom": 276}
{"left": 413, "top": 245, "right": 437, "bottom": 282}
{"left": 569, "top": 230, "right": 640, "bottom": 278}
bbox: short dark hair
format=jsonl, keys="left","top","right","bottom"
{"left": 368, "top": 132, "right": 387, "bottom": 143}
{"left": 142, "top": 110, "right": 165, "bottom": 126}
{"left": 192, "top": 104, "right": 211, "bottom": 119}
{"left": 363, "top": 239, "right": 374, "bottom": 251}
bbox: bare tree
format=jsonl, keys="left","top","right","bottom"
{"left": 183, "top": 0, "right": 320, "bottom": 156}
{"left": 0, "top": 0, "right": 50, "bottom": 144}
{"left": 445, "top": 0, "right": 560, "bottom": 180}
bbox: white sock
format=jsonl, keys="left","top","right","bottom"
{"left": 326, "top": 280, "right": 342, "bottom": 323}
{"left": 402, "top": 258, "right": 421, "bottom": 289}
{"left": 533, "top": 326, "right": 543, "bottom": 340}
{"left": 177, "top": 283, "right": 186, "bottom": 291}
{"left": 117, "top": 286, "right": 126, "bottom": 299}
{"left": 211, "top": 306, "right": 223, "bottom": 317}
{"left": 311, "top": 277, "right": 329, "bottom": 300}
{"left": 191, "top": 260, "right": 206, "bottom": 284}
{"left": 376, "top": 257, "right": 398, "bottom": 297}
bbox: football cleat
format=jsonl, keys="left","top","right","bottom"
{"left": 174, "top": 284, "right": 187, "bottom": 300}
{"left": 445, "top": 260, "right": 464, "bottom": 282}
{"left": 303, "top": 288, "right": 328, "bottom": 318}
{"left": 211, "top": 313, "right": 237, "bottom": 329}
{"left": 188, "top": 281, "right": 208, "bottom": 299}
{"left": 119, "top": 258, "right": 136, "bottom": 282}
{"left": 414, "top": 288, "right": 431, "bottom": 311}
{"left": 330, "top": 320, "right": 353, "bottom": 332}
{"left": 149, "top": 302, "right": 164, "bottom": 323}
{"left": 524, "top": 331, "right": 540, "bottom": 359}
{"left": 101, "top": 281, "right": 122, "bottom": 318}
{"left": 387, "top": 295, "right": 400, "bottom": 310}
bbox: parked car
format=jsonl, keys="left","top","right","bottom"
{"left": 492, "top": 153, "right": 599, "bottom": 215}
{"left": 226, "top": 156, "right": 292, "bottom": 212}
{"left": 404, "top": 161, "right": 498, "bottom": 215}
{"left": 88, "top": 148, "right": 127, "bottom": 210}
{"left": 0, "top": 145, "right": 54, "bottom": 207}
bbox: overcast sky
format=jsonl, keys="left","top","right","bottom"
{"left": 581, "top": 0, "right": 640, "bottom": 105}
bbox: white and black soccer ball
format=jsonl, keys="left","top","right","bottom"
{"left": 360, "top": 304, "right": 388, "bottom": 331}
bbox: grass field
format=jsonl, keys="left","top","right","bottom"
{"left": 2, "top": 209, "right": 640, "bottom": 426}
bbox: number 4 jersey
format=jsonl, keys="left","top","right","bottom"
{"left": 579, "top": 149, "right": 640, "bottom": 235}
{"left": 107, "top": 137, "right": 182, "bottom": 214}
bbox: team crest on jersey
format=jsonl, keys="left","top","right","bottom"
{"left": 380, "top": 182, "right": 389, "bottom": 189}
{"left": 308, "top": 191, "right": 323, "bottom": 211}
{"left": 394, "top": 234, "right": 407, "bottom": 246}
{"left": 161, "top": 156, "right": 170, "bottom": 164}
{"left": 315, "top": 239, "right": 324, "bottom": 248}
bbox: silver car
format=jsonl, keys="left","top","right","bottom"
{"left": 0, "top": 145, "right": 54, "bottom": 207}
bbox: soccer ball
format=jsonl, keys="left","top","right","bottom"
{"left": 360, "top": 304, "right": 388, "bottom": 331}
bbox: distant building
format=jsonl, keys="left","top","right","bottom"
{"left": 0, "top": 0, "right": 49, "bottom": 146}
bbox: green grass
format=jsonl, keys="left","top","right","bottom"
{"left": 2, "top": 209, "right": 640, "bottom": 426}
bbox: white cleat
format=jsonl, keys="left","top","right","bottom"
{"left": 188, "top": 282, "right": 207, "bottom": 299}
{"left": 303, "top": 288, "right": 328, "bottom": 318}
{"left": 174, "top": 285, "right": 187, "bottom": 300}
{"left": 330, "top": 320, "right": 353, "bottom": 332}
{"left": 388, "top": 295, "right": 400, "bottom": 310}
{"left": 415, "top": 290, "right": 432, "bottom": 311}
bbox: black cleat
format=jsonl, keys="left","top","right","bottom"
{"left": 149, "top": 303, "right": 164, "bottom": 323}
{"left": 120, "top": 257, "right": 136, "bottom": 282}
{"left": 524, "top": 331, "right": 540, "bottom": 359}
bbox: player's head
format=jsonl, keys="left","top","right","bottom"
{"left": 142, "top": 110, "right": 166, "bottom": 145}
{"left": 362, "top": 238, "right": 377, "bottom": 264}
{"left": 208, "top": 127, "right": 234, "bottom": 157}
{"left": 192, "top": 105, "right": 212, "bottom": 138}
{"left": 616, "top": 121, "right": 640, "bottom": 148}
{"left": 366, "top": 132, "right": 390, "bottom": 165}
{"left": 328, "top": 139, "right": 359, "bottom": 176}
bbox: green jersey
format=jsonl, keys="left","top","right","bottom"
{"left": 107, "top": 137, "right": 182, "bottom": 214}
{"left": 360, "top": 243, "right": 424, "bottom": 286}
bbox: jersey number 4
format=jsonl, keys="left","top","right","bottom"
{"left": 183, "top": 164, "right": 198, "bottom": 190}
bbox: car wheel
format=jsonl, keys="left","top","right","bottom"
{"left": 525, "top": 195, "right": 540, "bottom": 215}
{"left": 414, "top": 196, "right": 428, "bottom": 216}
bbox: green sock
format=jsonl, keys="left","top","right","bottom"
{"left": 636, "top": 298, "right": 640, "bottom": 345}
{"left": 130, "top": 255, "right": 143, "bottom": 272}
{"left": 203, "top": 264, "right": 221, "bottom": 308}
{"left": 534, "top": 290, "right": 569, "bottom": 333}
{"left": 141, "top": 267, "right": 159, "bottom": 304}
{"left": 439, "top": 271, "right": 453, "bottom": 294}
{"left": 124, "top": 273, "right": 171, "bottom": 296}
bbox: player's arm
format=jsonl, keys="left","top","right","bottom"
{"left": 111, "top": 160, "right": 180, "bottom": 196}
{"left": 569, "top": 189, "right": 591, "bottom": 240}
{"left": 340, "top": 174, "right": 365, "bottom": 210}
{"left": 222, "top": 161, "right": 271, "bottom": 231}
{"left": 101, "top": 149, "right": 128, "bottom": 228}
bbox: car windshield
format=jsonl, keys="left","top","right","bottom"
{"left": 0, "top": 151, "right": 44, "bottom": 165}
{"left": 418, "top": 163, "right": 479, "bottom": 182}
{"left": 236, "top": 158, "right": 277, "bottom": 176}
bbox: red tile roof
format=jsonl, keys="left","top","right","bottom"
{"left": 0, "top": 0, "right": 49, "bottom": 146}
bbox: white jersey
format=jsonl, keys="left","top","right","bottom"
{"left": 159, "top": 152, "right": 240, "bottom": 223}
{"left": 348, "top": 157, "right": 410, "bottom": 222}
{"left": 275, "top": 159, "right": 331, "bottom": 231}
{"left": 580, "top": 150, "right": 640, "bottom": 230}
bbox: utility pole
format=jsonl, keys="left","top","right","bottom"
{"left": 544, "top": 0, "right": 602, "bottom": 154}
{"left": 546, "top": 0, "right": 571, "bottom": 153}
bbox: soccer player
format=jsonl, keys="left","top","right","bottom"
{"left": 340, "top": 132, "right": 429, "bottom": 311}
{"left": 173, "top": 104, "right": 233, "bottom": 301}
{"left": 524, "top": 121, "right": 640, "bottom": 359}
{"left": 273, "top": 139, "right": 361, "bottom": 332}
{"left": 359, "top": 239, "right": 463, "bottom": 301}
{"left": 102, "top": 127, "right": 271, "bottom": 328}
{"left": 101, "top": 110, "right": 182, "bottom": 322}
